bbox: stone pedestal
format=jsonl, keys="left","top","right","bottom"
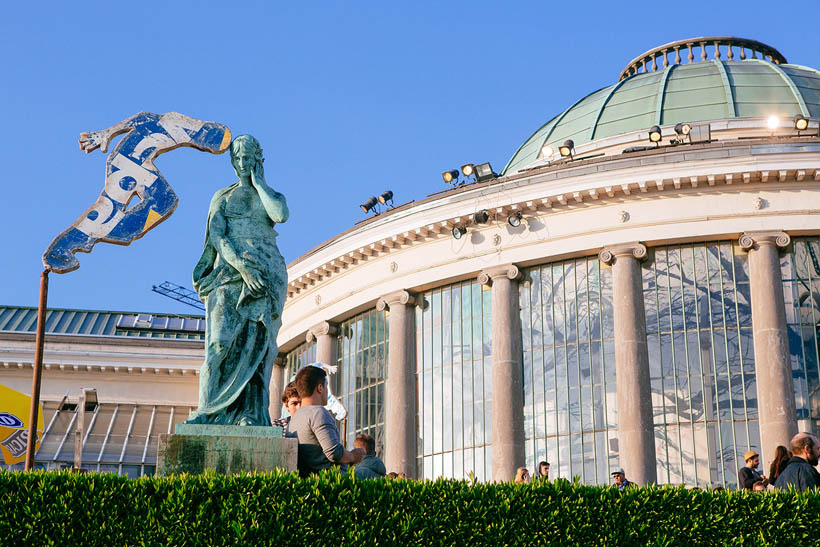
{"left": 157, "top": 424, "right": 297, "bottom": 476}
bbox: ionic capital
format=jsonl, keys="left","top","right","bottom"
{"left": 739, "top": 231, "right": 790, "bottom": 251}
{"left": 306, "top": 321, "right": 338, "bottom": 343}
{"left": 376, "top": 289, "right": 416, "bottom": 311}
{"left": 478, "top": 264, "right": 522, "bottom": 286}
{"left": 598, "top": 242, "right": 647, "bottom": 265}
{"left": 274, "top": 354, "right": 287, "bottom": 367}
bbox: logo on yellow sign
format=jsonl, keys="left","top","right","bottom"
{"left": 0, "top": 385, "right": 43, "bottom": 465}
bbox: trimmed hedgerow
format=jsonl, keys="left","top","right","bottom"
{"left": 2, "top": 470, "right": 820, "bottom": 546}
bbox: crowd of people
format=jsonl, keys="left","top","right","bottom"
{"left": 277, "top": 365, "right": 820, "bottom": 491}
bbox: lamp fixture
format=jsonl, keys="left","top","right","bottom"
{"left": 794, "top": 115, "right": 809, "bottom": 132}
{"left": 674, "top": 123, "right": 691, "bottom": 139}
{"left": 452, "top": 226, "right": 467, "bottom": 240}
{"left": 648, "top": 125, "right": 662, "bottom": 144}
{"left": 474, "top": 162, "right": 496, "bottom": 182}
{"left": 378, "top": 190, "right": 394, "bottom": 206}
{"left": 539, "top": 143, "right": 554, "bottom": 160}
{"left": 473, "top": 210, "right": 490, "bottom": 224}
{"left": 767, "top": 115, "right": 780, "bottom": 133}
{"left": 461, "top": 163, "right": 475, "bottom": 177}
{"left": 360, "top": 196, "right": 379, "bottom": 214}
{"left": 442, "top": 170, "right": 459, "bottom": 184}
{"left": 507, "top": 212, "right": 522, "bottom": 227}
{"left": 559, "top": 140, "right": 574, "bottom": 158}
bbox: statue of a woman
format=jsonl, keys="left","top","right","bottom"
{"left": 184, "top": 135, "right": 288, "bottom": 426}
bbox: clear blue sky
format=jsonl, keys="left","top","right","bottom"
{"left": 1, "top": 1, "right": 817, "bottom": 315}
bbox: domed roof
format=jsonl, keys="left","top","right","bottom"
{"left": 502, "top": 37, "right": 820, "bottom": 175}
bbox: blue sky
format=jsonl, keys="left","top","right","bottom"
{"left": 1, "top": 1, "right": 818, "bottom": 314}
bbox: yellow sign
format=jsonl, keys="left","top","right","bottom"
{"left": 0, "top": 384, "right": 43, "bottom": 465}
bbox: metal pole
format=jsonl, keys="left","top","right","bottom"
{"left": 74, "top": 390, "right": 87, "bottom": 470}
{"left": 25, "top": 270, "right": 48, "bottom": 471}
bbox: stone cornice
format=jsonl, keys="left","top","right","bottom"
{"left": 478, "top": 264, "right": 523, "bottom": 286}
{"left": 1, "top": 361, "right": 200, "bottom": 376}
{"left": 739, "top": 231, "right": 791, "bottom": 250}
{"left": 284, "top": 153, "right": 820, "bottom": 300}
{"left": 0, "top": 331, "right": 204, "bottom": 349}
{"left": 376, "top": 290, "right": 416, "bottom": 311}
{"left": 599, "top": 242, "right": 648, "bottom": 264}
{"left": 305, "top": 321, "right": 339, "bottom": 343}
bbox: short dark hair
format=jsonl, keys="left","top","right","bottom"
{"left": 295, "top": 366, "right": 326, "bottom": 398}
{"left": 280, "top": 381, "right": 300, "bottom": 404}
{"left": 539, "top": 461, "right": 550, "bottom": 467}
{"left": 354, "top": 433, "right": 376, "bottom": 455}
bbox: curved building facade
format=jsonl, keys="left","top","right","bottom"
{"left": 274, "top": 37, "right": 820, "bottom": 487}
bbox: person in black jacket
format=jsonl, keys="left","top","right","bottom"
{"left": 738, "top": 450, "right": 768, "bottom": 490}
{"left": 774, "top": 433, "right": 820, "bottom": 491}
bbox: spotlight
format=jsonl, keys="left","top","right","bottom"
{"left": 507, "top": 212, "right": 522, "bottom": 227}
{"left": 360, "top": 196, "right": 379, "bottom": 214}
{"left": 473, "top": 210, "right": 490, "bottom": 224}
{"left": 378, "top": 190, "right": 393, "bottom": 205}
{"left": 767, "top": 115, "right": 780, "bottom": 131}
{"left": 539, "top": 143, "right": 554, "bottom": 159}
{"left": 674, "top": 123, "right": 691, "bottom": 137}
{"left": 442, "top": 170, "right": 459, "bottom": 184}
{"left": 452, "top": 226, "right": 467, "bottom": 240}
{"left": 474, "top": 162, "right": 496, "bottom": 182}
{"left": 461, "top": 163, "right": 475, "bottom": 177}
{"left": 794, "top": 115, "right": 809, "bottom": 131}
{"left": 648, "top": 125, "right": 662, "bottom": 144}
{"left": 559, "top": 140, "right": 574, "bottom": 158}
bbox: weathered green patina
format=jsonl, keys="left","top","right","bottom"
{"left": 184, "top": 135, "right": 289, "bottom": 427}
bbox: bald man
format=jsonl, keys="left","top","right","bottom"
{"left": 774, "top": 433, "right": 820, "bottom": 491}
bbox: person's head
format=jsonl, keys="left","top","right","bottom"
{"left": 230, "top": 134, "right": 263, "bottom": 179}
{"left": 538, "top": 461, "right": 550, "bottom": 478}
{"left": 280, "top": 382, "right": 301, "bottom": 416}
{"left": 295, "top": 365, "right": 328, "bottom": 405}
{"left": 790, "top": 432, "right": 820, "bottom": 466}
{"left": 712, "top": 485, "right": 725, "bottom": 492}
{"left": 773, "top": 444, "right": 790, "bottom": 462}
{"left": 514, "top": 467, "right": 530, "bottom": 483}
{"left": 744, "top": 450, "right": 760, "bottom": 469}
{"left": 752, "top": 481, "right": 766, "bottom": 492}
{"left": 387, "top": 472, "right": 398, "bottom": 479}
{"left": 397, "top": 472, "right": 407, "bottom": 479}
{"left": 612, "top": 468, "right": 627, "bottom": 486}
{"left": 354, "top": 433, "right": 376, "bottom": 456}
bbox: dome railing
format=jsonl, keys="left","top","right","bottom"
{"left": 618, "top": 37, "right": 788, "bottom": 82}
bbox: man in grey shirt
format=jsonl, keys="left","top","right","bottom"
{"left": 289, "top": 365, "right": 363, "bottom": 477}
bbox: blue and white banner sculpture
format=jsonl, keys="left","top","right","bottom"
{"left": 43, "top": 111, "right": 231, "bottom": 273}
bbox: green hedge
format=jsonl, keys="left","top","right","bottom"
{"left": 2, "top": 470, "right": 820, "bottom": 546}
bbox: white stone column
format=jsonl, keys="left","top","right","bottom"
{"left": 739, "top": 231, "right": 797, "bottom": 465}
{"left": 599, "top": 242, "right": 656, "bottom": 485}
{"left": 306, "top": 321, "right": 339, "bottom": 366}
{"left": 478, "top": 264, "right": 525, "bottom": 482}
{"left": 271, "top": 355, "right": 287, "bottom": 420}
{"left": 377, "top": 290, "right": 417, "bottom": 478}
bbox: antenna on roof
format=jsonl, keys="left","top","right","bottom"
{"left": 151, "top": 281, "right": 205, "bottom": 311}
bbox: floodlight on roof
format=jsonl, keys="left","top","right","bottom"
{"left": 559, "top": 140, "right": 574, "bottom": 158}
{"left": 767, "top": 115, "right": 780, "bottom": 131}
{"left": 674, "top": 123, "right": 691, "bottom": 137}
{"left": 461, "top": 163, "right": 475, "bottom": 177}
{"left": 794, "top": 115, "right": 809, "bottom": 132}
{"left": 473, "top": 210, "right": 490, "bottom": 224}
{"left": 360, "top": 197, "right": 379, "bottom": 214}
{"left": 474, "top": 162, "right": 496, "bottom": 182}
{"left": 442, "top": 170, "right": 459, "bottom": 184}
{"left": 648, "top": 125, "right": 662, "bottom": 144}
{"left": 539, "top": 143, "right": 554, "bottom": 159}
{"left": 378, "top": 190, "right": 393, "bottom": 206}
{"left": 452, "top": 226, "right": 467, "bottom": 240}
{"left": 507, "top": 212, "right": 522, "bottom": 227}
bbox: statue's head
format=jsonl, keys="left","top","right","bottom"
{"left": 230, "top": 134, "right": 264, "bottom": 178}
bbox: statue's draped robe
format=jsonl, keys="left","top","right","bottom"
{"left": 185, "top": 183, "right": 287, "bottom": 425}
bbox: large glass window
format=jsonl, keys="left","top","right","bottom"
{"left": 520, "top": 257, "right": 617, "bottom": 484}
{"left": 416, "top": 281, "right": 492, "bottom": 481}
{"left": 782, "top": 237, "right": 820, "bottom": 434}
{"left": 336, "top": 309, "right": 388, "bottom": 457}
{"left": 644, "top": 242, "right": 758, "bottom": 488}
{"left": 285, "top": 340, "right": 316, "bottom": 382}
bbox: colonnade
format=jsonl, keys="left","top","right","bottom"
{"left": 272, "top": 231, "right": 798, "bottom": 482}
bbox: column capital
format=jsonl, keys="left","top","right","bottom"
{"left": 306, "top": 321, "right": 338, "bottom": 343}
{"left": 739, "top": 231, "right": 791, "bottom": 250}
{"left": 478, "top": 263, "right": 522, "bottom": 286}
{"left": 273, "top": 354, "right": 287, "bottom": 368}
{"left": 598, "top": 242, "right": 647, "bottom": 265}
{"left": 376, "top": 289, "right": 416, "bottom": 311}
